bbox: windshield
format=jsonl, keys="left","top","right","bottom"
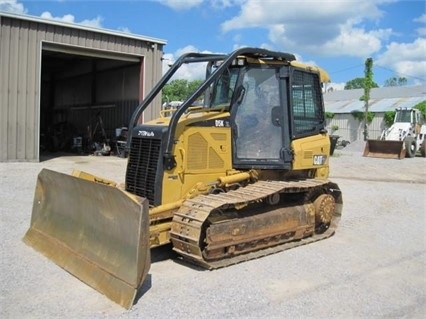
{"left": 160, "top": 66, "right": 241, "bottom": 116}
{"left": 234, "top": 66, "right": 282, "bottom": 159}
{"left": 395, "top": 110, "right": 412, "bottom": 123}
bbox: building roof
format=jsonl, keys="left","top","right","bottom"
{"left": 0, "top": 11, "right": 167, "bottom": 45}
{"left": 324, "top": 85, "right": 426, "bottom": 113}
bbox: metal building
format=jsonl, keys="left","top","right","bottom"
{"left": 0, "top": 12, "right": 166, "bottom": 161}
{"left": 324, "top": 85, "right": 426, "bottom": 142}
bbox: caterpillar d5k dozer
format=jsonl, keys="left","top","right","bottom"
{"left": 364, "top": 107, "right": 426, "bottom": 159}
{"left": 23, "top": 47, "right": 343, "bottom": 308}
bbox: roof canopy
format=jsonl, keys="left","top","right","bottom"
{"left": 324, "top": 85, "right": 426, "bottom": 113}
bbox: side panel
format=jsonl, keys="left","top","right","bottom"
{"left": 162, "top": 125, "right": 232, "bottom": 204}
{"left": 292, "top": 134, "right": 330, "bottom": 177}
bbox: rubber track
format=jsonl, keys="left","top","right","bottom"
{"left": 170, "top": 179, "right": 342, "bottom": 269}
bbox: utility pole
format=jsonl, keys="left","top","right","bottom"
{"left": 363, "top": 57, "right": 373, "bottom": 141}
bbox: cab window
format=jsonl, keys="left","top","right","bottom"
{"left": 291, "top": 70, "right": 324, "bottom": 137}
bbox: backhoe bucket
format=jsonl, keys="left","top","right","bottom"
{"left": 23, "top": 168, "right": 150, "bottom": 309}
{"left": 363, "top": 140, "right": 405, "bottom": 159}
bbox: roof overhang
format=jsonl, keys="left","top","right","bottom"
{"left": 0, "top": 11, "right": 167, "bottom": 45}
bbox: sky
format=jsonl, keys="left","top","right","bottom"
{"left": 1, "top": 0, "right": 425, "bottom": 90}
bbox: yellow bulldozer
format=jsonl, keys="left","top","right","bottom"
{"left": 23, "top": 47, "right": 343, "bottom": 308}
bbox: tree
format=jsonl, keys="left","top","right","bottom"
{"left": 351, "top": 110, "right": 374, "bottom": 124}
{"left": 384, "top": 76, "right": 408, "bottom": 87}
{"left": 383, "top": 111, "right": 396, "bottom": 128}
{"left": 162, "top": 79, "right": 204, "bottom": 103}
{"left": 162, "top": 79, "right": 189, "bottom": 103}
{"left": 414, "top": 101, "right": 426, "bottom": 119}
{"left": 344, "top": 77, "right": 378, "bottom": 90}
{"left": 187, "top": 79, "right": 204, "bottom": 96}
{"left": 363, "top": 57, "right": 374, "bottom": 140}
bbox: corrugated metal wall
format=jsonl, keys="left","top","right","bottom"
{"left": 67, "top": 100, "right": 139, "bottom": 136}
{"left": 326, "top": 113, "right": 387, "bottom": 142}
{"left": 0, "top": 13, "right": 165, "bottom": 161}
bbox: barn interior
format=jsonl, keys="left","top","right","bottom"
{"left": 40, "top": 48, "right": 142, "bottom": 157}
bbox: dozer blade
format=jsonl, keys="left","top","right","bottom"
{"left": 23, "top": 168, "right": 150, "bottom": 309}
{"left": 363, "top": 139, "right": 405, "bottom": 159}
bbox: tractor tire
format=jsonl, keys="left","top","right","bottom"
{"left": 404, "top": 137, "right": 417, "bottom": 158}
{"left": 420, "top": 141, "right": 426, "bottom": 157}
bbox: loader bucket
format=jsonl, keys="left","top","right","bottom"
{"left": 363, "top": 140, "right": 405, "bottom": 159}
{"left": 23, "top": 168, "right": 150, "bottom": 309}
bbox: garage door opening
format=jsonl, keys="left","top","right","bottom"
{"left": 40, "top": 47, "right": 143, "bottom": 159}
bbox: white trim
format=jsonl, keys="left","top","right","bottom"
{"left": 36, "top": 40, "right": 42, "bottom": 161}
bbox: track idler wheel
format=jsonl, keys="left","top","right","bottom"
{"left": 314, "top": 194, "right": 336, "bottom": 233}
{"left": 266, "top": 193, "right": 280, "bottom": 205}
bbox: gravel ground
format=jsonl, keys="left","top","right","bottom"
{"left": 1, "top": 146, "right": 425, "bottom": 319}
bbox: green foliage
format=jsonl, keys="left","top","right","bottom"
{"left": 344, "top": 77, "right": 379, "bottom": 90}
{"left": 331, "top": 124, "right": 339, "bottom": 132}
{"left": 361, "top": 58, "right": 375, "bottom": 140}
{"left": 384, "top": 111, "right": 396, "bottom": 128}
{"left": 351, "top": 110, "right": 363, "bottom": 121}
{"left": 364, "top": 58, "right": 374, "bottom": 96}
{"left": 162, "top": 79, "right": 204, "bottom": 103}
{"left": 351, "top": 110, "right": 375, "bottom": 124}
{"left": 414, "top": 101, "right": 426, "bottom": 119}
{"left": 366, "top": 112, "right": 375, "bottom": 124}
{"left": 359, "top": 58, "right": 375, "bottom": 101}
{"left": 325, "top": 112, "right": 335, "bottom": 119}
{"left": 187, "top": 79, "right": 204, "bottom": 96}
{"left": 344, "top": 77, "right": 364, "bottom": 90}
{"left": 384, "top": 77, "right": 408, "bottom": 87}
{"left": 162, "top": 79, "right": 188, "bottom": 102}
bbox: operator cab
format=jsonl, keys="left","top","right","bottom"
{"left": 128, "top": 49, "right": 327, "bottom": 173}
{"left": 204, "top": 59, "right": 326, "bottom": 170}
{"left": 394, "top": 108, "right": 422, "bottom": 125}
